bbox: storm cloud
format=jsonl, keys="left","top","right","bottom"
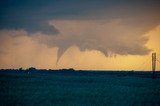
{"left": 0, "top": 0, "right": 160, "bottom": 65}
{"left": 46, "top": 19, "right": 152, "bottom": 63}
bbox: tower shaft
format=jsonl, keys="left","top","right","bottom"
{"left": 152, "top": 53, "right": 156, "bottom": 79}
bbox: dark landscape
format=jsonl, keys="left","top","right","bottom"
{"left": 0, "top": 68, "right": 160, "bottom": 106}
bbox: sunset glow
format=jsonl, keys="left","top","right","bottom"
{"left": 0, "top": 0, "right": 160, "bottom": 70}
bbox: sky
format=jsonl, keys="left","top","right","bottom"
{"left": 0, "top": 0, "right": 160, "bottom": 70}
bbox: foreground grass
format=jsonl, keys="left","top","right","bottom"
{"left": 0, "top": 71, "right": 160, "bottom": 106}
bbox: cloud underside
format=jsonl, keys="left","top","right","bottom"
{"left": 48, "top": 20, "right": 151, "bottom": 63}
{"left": 0, "top": 19, "right": 152, "bottom": 64}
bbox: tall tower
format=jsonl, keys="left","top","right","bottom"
{"left": 152, "top": 53, "right": 156, "bottom": 79}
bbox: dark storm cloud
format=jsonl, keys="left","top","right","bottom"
{"left": 0, "top": 0, "right": 160, "bottom": 63}
{"left": 1, "top": 0, "right": 160, "bottom": 34}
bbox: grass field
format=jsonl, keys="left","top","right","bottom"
{"left": 0, "top": 70, "right": 160, "bottom": 106}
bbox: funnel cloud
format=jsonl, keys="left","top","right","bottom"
{"left": 0, "top": 0, "right": 160, "bottom": 66}
{"left": 45, "top": 19, "right": 152, "bottom": 63}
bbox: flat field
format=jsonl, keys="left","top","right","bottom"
{"left": 0, "top": 71, "right": 160, "bottom": 106}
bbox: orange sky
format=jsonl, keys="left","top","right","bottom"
{"left": 0, "top": 25, "right": 159, "bottom": 70}
{"left": 0, "top": 0, "right": 160, "bottom": 71}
